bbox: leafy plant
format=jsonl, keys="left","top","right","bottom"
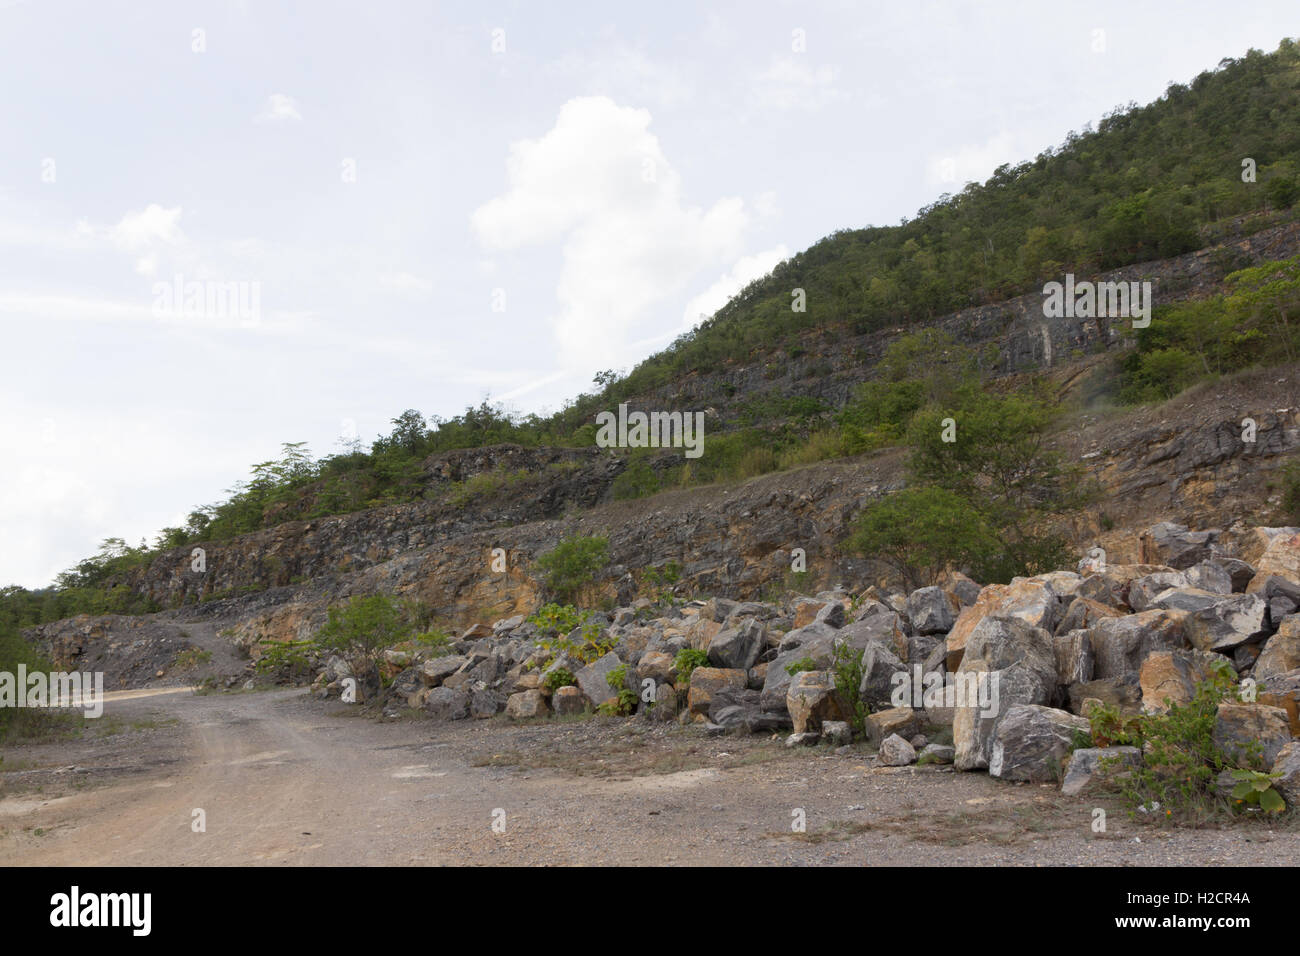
{"left": 542, "top": 667, "right": 576, "bottom": 693}
{"left": 784, "top": 656, "right": 817, "bottom": 677}
{"left": 830, "top": 640, "right": 870, "bottom": 738}
{"left": 673, "top": 648, "right": 710, "bottom": 686}
{"left": 1229, "top": 769, "right": 1287, "bottom": 813}
{"left": 535, "top": 535, "right": 610, "bottom": 604}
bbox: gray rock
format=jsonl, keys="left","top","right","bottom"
{"left": 821, "top": 720, "right": 853, "bottom": 746}
{"left": 857, "top": 639, "right": 909, "bottom": 711}
{"left": 575, "top": 651, "right": 624, "bottom": 708}
{"left": 1213, "top": 702, "right": 1292, "bottom": 766}
{"left": 707, "top": 618, "right": 767, "bottom": 671}
{"left": 918, "top": 743, "right": 955, "bottom": 764}
{"left": 907, "top": 586, "right": 958, "bottom": 635}
{"left": 1061, "top": 746, "right": 1142, "bottom": 796}
{"left": 785, "top": 731, "right": 820, "bottom": 748}
{"left": 989, "top": 704, "right": 1091, "bottom": 783}
{"left": 1273, "top": 742, "right": 1300, "bottom": 808}
{"left": 1088, "top": 609, "right": 1190, "bottom": 680}
{"left": 878, "top": 733, "right": 917, "bottom": 766}
{"left": 1128, "top": 572, "right": 1191, "bottom": 611}
{"left": 424, "top": 686, "right": 471, "bottom": 721}
{"left": 1185, "top": 561, "right": 1234, "bottom": 595}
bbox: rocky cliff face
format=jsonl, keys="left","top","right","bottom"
{"left": 29, "top": 228, "right": 1300, "bottom": 666}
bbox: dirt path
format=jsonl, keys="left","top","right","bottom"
{"left": 1, "top": 688, "right": 1296, "bottom": 866}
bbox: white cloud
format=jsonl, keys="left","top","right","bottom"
{"left": 379, "top": 271, "right": 434, "bottom": 297}
{"left": 544, "top": 45, "right": 692, "bottom": 108}
{"left": 681, "top": 245, "right": 788, "bottom": 331}
{"left": 471, "top": 96, "right": 750, "bottom": 368}
{"left": 109, "top": 203, "right": 185, "bottom": 252}
{"left": 750, "top": 57, "right": 845, "bottom": 112}
{"left": 256, "top": 93, "right": 303, "bottom": 123}
{"left": 928, "top": 131, "right": 1019, "bottom": 189}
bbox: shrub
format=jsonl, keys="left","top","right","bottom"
{"left": 848, "top": 485, "right": 993, "bottom": 590}
{"left": 542, "top": 667, "right": 576, "bottom": 693}
{"left": 254, "top": 638, "right": 316, "bottom": 683}
{"left": 315, "top": 594, "right": 412, "bottom": 664}
{"left": 536, "top": 535, "right": 609, "bottom": 604}
{"left": 830, "top": 640, "right": 869, "bottom": 737}
{"left": 784, "top": 656, "right": 817, "bottom": 677}
{"left": 527, "top": 603, "right": 614, "bottom": 668}
{"left": 673, "top": 648, "right": 709, "bottom": 686}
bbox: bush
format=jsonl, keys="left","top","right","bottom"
{"left": 673, "top": 648, "right": 709, "bottom": 686}
{"left": 830, "top": 640, "right": 870, "bottom": 737}
{"left": 535, "top": 535, "right": 609, "bottom": 604}
{"left": 542, "top": 667, "right": 576, "bottom": 693}
{"left": 848, "top": 486, "right": 993, "bottom": 590}
{"left": 315, "top": 594, "right": 414, "bottom": 664}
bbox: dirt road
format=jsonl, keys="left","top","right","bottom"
{"left": 1, "top": 687, "right": 1296, "bottom": 866}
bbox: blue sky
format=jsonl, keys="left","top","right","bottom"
{"left": 2, "top": 0, "right": 1297, "bottom": 587}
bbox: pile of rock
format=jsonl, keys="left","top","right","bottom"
{"left": 309, "top": 521, "right": 1300, "bottom": 808}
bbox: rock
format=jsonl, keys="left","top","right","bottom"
{"left": 760, "top": 628, "right": 838, "bottom": 712}
{"left": 945, "top": 578, "right": 1059, "bottom": 670}
{"left": 1067, "top": 676, "right": 1143, "bottom": 715}
{"left": 1259, "top": 669, "right": 1300, "bottom": 736}
{"left": 989, "top": 704, "right": 1091, "bottom": 782}
{"left": 1183, "top": 593, "right": 1268, "bottom": 653}
{"left": 814, "top": 601, "right": 846, "bottom": 628}
{"left": 865, "top": 707, "right": 925, "bottom": 746}
{"left": 701, "top": 597, "right": 738, "bottom": 623}
{"left": 649, "top": 683, "right": 679, "bottom": 722}
{"left": 1246, "top": 530, "right": 1300, "bottom": 595}
{"left": 1185, "top": 561, "right": 1234, "bottom": 595}
{"left": 460, "top": 623, "right": 493, "bottom": 640}
{"left": 708, "top": 688, "right": 790, "bottom": 732}
{"left": 551, "top": 685, "right": 586, "bottom": 716}
{"left": 1052, "top": 628, "right": 1095, "bottom": 686}
{"left": 687, "top": 667, "right": 748, "bottom": 717}
{"left": 493, "top": 614, "right": 525, "bottom": 635}
{"left": 1139, "top": 648, "right": 1230, "bottom": 713}
{"left": 575, "top": 651, "right": 624, "bottom": 708}
{"left": 686, "top": 616, "right": 723, "bottom": 650}
{"left": 857, "top": 639, "right": 909, "bottom": 711}
{"left": 389, "top": 666, "right": 423, "bottom": 699}
{"left": 1273, "top": 742, "right": 1300, "bottom": 808}
{"left": 505, "top": 688, "right": 551, "bottom": 719}
{"left": 1255, "top": 617, "right": 1300, "bottom": 680}
{"left": 918, "top": 743, "right": 955, "bottom": 764}
{"left": 470, "top": 688, "right": 502, "bottom": 719}
{"left": 946, "top": 573, "right": 982, "bottom": 607}
{"left": 792, "top": 599, "right": 830, "bottom": 629}
{"left": 424, "top": 686, "right": 471, "bottom": 721}
{"left": 952, "top": 616, "right": 1057, "bottom": 771}
{"left": 1127, "top": 572, "right": 1191, "bottom": 611}
{"left": 383, "top": 648, "right": 412, "bottom": 668}
{"left": 1210, "top": 557, "right": 1256, "bottom": 593}
{"left": 838, "top": 611, "right": 908, "bottom": 660}
{"left": 1139, "top": 521, "right": 1218, "bottom": 570}
{"left": 1213, "top": 702, "right": 1292, "bottom": 766}
{"left": 1061, "top": 746, "right": 1143, "bottom": 796}
{"left": 785, "top": 731, "right": 820, "bottom": 748}
{"left": 1054, "top": 597, "right": 1119, "bottom": 637}
{"left": 707, "top": 618, "right": 767, "bottom": 671}
{"left": 821, "top": 720, "right": 853, "bottom": 746}
{"left": 1237, "top": 526, "right": 1298, "bottom": 568}
{"left": 907, "top": 586, "right": 959, "bottom": 635}
{"left": 636, "top": 650, "right": 676, "bottom": 684}
{"left": 878, "top": 733, "right": 917, "bottom": 766}
{"left": 1088, "top": 609, "right": 1190, "bottom": 680}
{"left": 786, "top": 670, "right": 848, "bottom": 734}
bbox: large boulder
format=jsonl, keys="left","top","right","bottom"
{"left": 858, "top": 640, "right": 909, "bottom": 711}
{"left": 1259, "top": 669, "right": 1300, "bottom": 736}
{"left": 551, "top": 685, "right": 586, "bottom": 716}
{"left": 865, "top": 707, "right": 925, "bottom": 746}
{"left": 424, "top": 686, "right": 471, "bottom": 721}
{"left": 708, "top": 687, "right": 789, "bottom": 732}
{"left": 687, "top": 667, "right": 748, "bottom": 717}
{"left": 1054, "top": 597, "right": 1120, "bottom": 637}
{"left": 1273, "top": 742, "right": 1300, "bottom": 808}
{"left": 786, "top": 670, "right": 848, "bottom": 734}
{"left": 1255, "top": 618, "right": 1300, "bottom": 681}
{"left": 952, "top": 616, "right": 1058, "bottom": 771}
{"left": 636, "top": 650, "right": 676, "bottom": 685}
{"left": 1246, "top": 530, "right": 1300, "bottom": 595}
{"left": 706, "top": 618, "right": 767, "bottom": 671}
{"left": 1052, "top": 629, "right": 1095, "bottom": 686}
{"left": 1061, "top": 746, "right": 1143, "bottom": 796}
{"left": 1127, "top": 571, "right": 1191, "bottom": 612}
{"left": 945, "top": 578, "right": 1059, "bottom": 671}
{"left": 1213, "top": 702, "right": 1293, "bottom": 766}
{"left": 575, "top": 651, "right": 624, "bottom": 708}
{"left": 989, "top": 704, "right": 1091, "bottom": 782}
{"left": 838, "top": 610, "right": 908, "bottom": 660}
{"left": 1184, "top": 561, "right": 1234, "bottom": 595}
{"left": 1139, "top": 521, "right": 1219, "bottom": 570}
{"left": 1088, "top": 609, "right": 1190, "bottom": 681}
{"left": 907, "top": 586, "right": 960, "bottom": 635}
{"left": 505, "top": 688, "right": 551, "bottom": 719}
{"left": 1139, "top": 648, "right": 1230, "bottom": 713}
{"left": 1150, "top": 592, "right": 1268, "bottom": 653}
{"left": 760, "top": 627, "right": 838, "bottom": 712}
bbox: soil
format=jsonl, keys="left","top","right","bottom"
{"left": 1, "top": 687, "right": 1295, "bottom": 866}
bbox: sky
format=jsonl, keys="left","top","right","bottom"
{"left": 1, "top": 0, "right": 1297, "bottom": 588}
